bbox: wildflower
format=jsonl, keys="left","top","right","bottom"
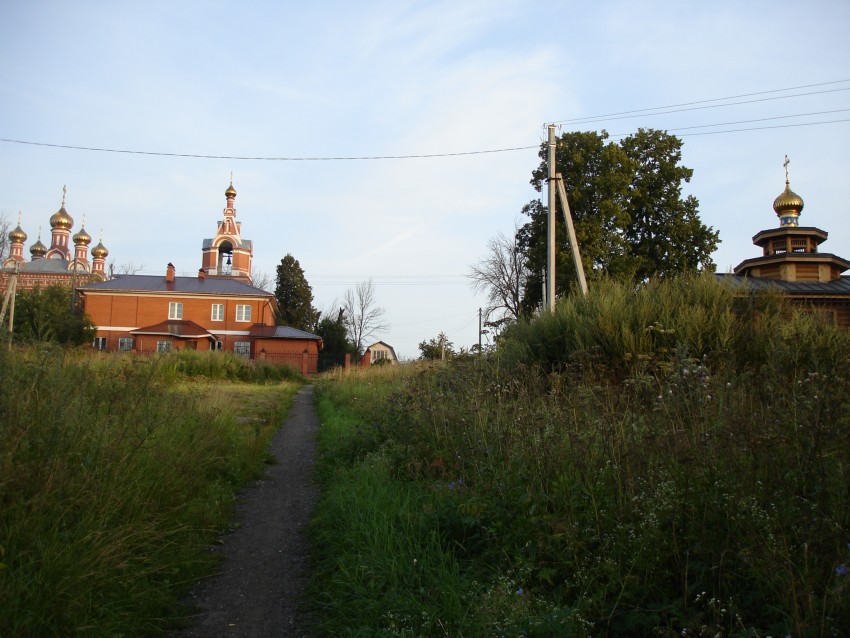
{"left": 516, "top": 588, "right": 524, "bottom": 596}
{"left": 837, "top": 564, "right": 849, "bottom": 576}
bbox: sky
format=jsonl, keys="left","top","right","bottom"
{"left": 2, "top": 0, "right": 848, "bottom": 360}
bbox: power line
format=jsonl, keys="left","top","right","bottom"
{"left": 621, "top": 107, "right": 850, "bottom": 133}
{"left": 0, "top": 137, "right": 538, "bottom": 161}
{"left": 551, "top": 79, "right": 850, "bottom": 124}
{"left": 608, "top": 117, "right": 850, "bottom": 139}
{"left": 555, "top": 88, "right": 850, "bottom": 127}
{"left": 2, "top": 80, "right": 848, "bottom": 161}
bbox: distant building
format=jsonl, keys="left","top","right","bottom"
{"left": 719, "top": 158, "right": 850, "bottom": 328}
{"left": 359, "top": 340, "right": 399, "bottom": 366}
{"left": 1, "top": 187, "right": 109, "bottom": 293}
{"left": 77, "top": 181, "right": 323, "bottom": 373}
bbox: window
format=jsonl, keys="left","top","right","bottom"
{"left": 93, "top": 336, "right": 107, "bottom": 351}
{"left": 168, "top": 302, "right": 183, "bottom": 320}
{"left": 236, "top": 304, "right": 252, "bottom": 322}
{"left": 118, "top": 337, "right": 134, "bottom": 352}
{"left": 234, "top": 341, "right": 251, "bottom": 357}
{"left": 211, "top": 303, "right": 224, "bottom": 321}
{"left": 156, "top": 340, "right": 172, "bottom": 353}
{"left": 373, "top": 350, "right": 387, "bottom": 362}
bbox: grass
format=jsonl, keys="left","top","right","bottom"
{"left": 0, "top": 347, "right": 299, "bottom": 637}
{"left": 309, "top": 276, "right": 850, "bottom": 637}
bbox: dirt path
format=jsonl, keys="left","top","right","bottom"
{"left": 175, "top": 384, "right": 319, "bottom": 637}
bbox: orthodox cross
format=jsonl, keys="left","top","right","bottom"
{"left": 783, "top": 155, "right": 790, "bottom": 184}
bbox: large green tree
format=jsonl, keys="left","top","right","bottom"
{"left": 274, "top": 254, "right": 316, "bottom": 330}
{"left": 12, "top": 284, "right": 96, "bottom": 346}
{"left": 518, "top": 128, "right": 719, "bottom": 313}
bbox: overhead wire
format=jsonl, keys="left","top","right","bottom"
{"left": 1, "top": 79, "right": 848, "bottom": 160}
{"left": 551, "top": 79, "right": 850, "bottom": 124}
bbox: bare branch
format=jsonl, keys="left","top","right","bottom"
{"left": 468, "top": 225, "right": 528, "bottom": 325}
{"left": 343, "top": 278, "right": 389, "bottom": 355}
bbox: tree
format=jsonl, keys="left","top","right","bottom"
{"left": 418, "top": 332, "right": 454, "bottom": 360}
{"left": 469, "top": 225, "right": 528, "bottom": 328}
{"left": 274, "top": 254, "right": 317, "bottom": 330}
{"left": 0, "top": 212, "right": 10, "bottom": 263}
{"left": 316, "top": 308, "right": 356, "bottom": 371}
{"left": 518, "top": 129, "right": 719, "bottom": 313}
{"left": 251, "top": 269, "right": 274, "bottom": 293}
{"left": 343, "top": 279, "right": 388, "bottom": 356}
{"left": 13, "top": 284, "right": 96, "bottom": 346}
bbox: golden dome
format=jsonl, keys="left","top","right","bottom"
{"left": 91, "top": 241, "right": 109, "bottom": 259}
{"left": 30, "top": 239, "right": 47, "bottom": 258}
{"left": 225, "top": 181, "right": 237, "bottom": 198}
{"left": 773, "top": 182, "right": 804, "bottom": 217}
{"left": 9, "top": 224, "right": 27, "bottom": 244}
{"left": 73, "top": 226, "right": 92, "bottom": 246}
{"left": 50, "top": 205, "right": 74, "bottom": 230}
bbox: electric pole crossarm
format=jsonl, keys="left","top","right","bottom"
{"left": 554, "top": 173, "right": 588, "bottom": 296}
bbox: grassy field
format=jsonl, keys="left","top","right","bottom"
{"left": 309, "top": 276, "right": 850, "bottom": 637}
{"left": 0, "top": 348, "right": 300, "bottom": 637}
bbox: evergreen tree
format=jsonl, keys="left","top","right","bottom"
{"left": 316, "top": 309, "right": 356, "bottom": 371}
{"left": 274, "top": 254, "right": 316, "bottom": 330}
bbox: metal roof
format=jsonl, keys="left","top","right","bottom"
{"left": 250, "top": 325, "right": 322, "bottom": 340}
{"left": 717, "top": 274, "right": 850, "bottom": 296}
{"left": 79, "top": 274, "right": 272, "bottom": 296}
{"left": 130, "top": 320, "right": 215, "bottom": 339}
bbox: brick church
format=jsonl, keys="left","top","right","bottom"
{"left": 1, "top": 187, "right": 109, "bottom": 292}
{"left": 76, "top": 181, "right": 322, "bottom": 373}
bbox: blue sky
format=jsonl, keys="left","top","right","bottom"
{"left": 2, "top": 0, "right": 848, "bottom": 359}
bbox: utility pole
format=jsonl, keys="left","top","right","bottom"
{"left": 1, "top": 263, "right": 19, "bottom": 349}
{"left": 546, "top": 124, "right": 557, "bottom": 312}
{"left": 555, "top": 173, "right": 588, "bottom": 295}
{"left": 478, "top": 308, "right": 482, "bottom": 352}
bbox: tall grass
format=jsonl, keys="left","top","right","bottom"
{"left": 311, "top": 276, "right": 850, "bottom": 637}
{"left": 0, "top": 346, "right": 298, "bottom": 637}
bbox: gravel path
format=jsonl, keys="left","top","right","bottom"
{"left": 175, "top": 384, "right": 319, "bottom": 638}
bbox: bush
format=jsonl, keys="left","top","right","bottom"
{"left": 310, "top": 276, "right": 850, "bottom": 636}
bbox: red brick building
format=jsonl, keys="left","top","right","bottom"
{"left": 77, "top": 182, "right": 322, "bottom": 373}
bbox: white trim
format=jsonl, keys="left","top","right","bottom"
{"left": 92, "top": 326, "right": 252, "bottom": 336}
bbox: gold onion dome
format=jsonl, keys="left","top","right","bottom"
{"left": 30, "top": 239, "right": 47, "bottom": 257}
{"left": 773, "top": 182, "right": 805, "bottom": 217}
{"left": 73, "top": 226, "right": 92, "bottom": 245}
{"left": 225, "top": 182, "right": 237, "bottom": 198}
{"left": 9, "top": 224, "right": 27, "bottom": 244}
{"left": 50, "top": 205, "right": 74, "bottom": 230}
{"left": 91, "top": 241, "right": 109, "bottom": 258}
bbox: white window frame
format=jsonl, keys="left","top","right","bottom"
{"left": 234, "top": 341, "right": 251, "bottom": 357}
{"left": 211, "top": 303, "right": 224, "bottom": 321}
{"left": 168, "top": 302, "right": 183, "bottom": 320}
{"left": 235, "top": 304, "right": 252, "bottom": 322}
{"left": 118, "top": 337, "right": 134, "bottom": 352}
{"left": 93, "top": 336, "right": 107, "bottom": 351}
{"left": 156, "top": 340, "right": 172, "bottom": 353}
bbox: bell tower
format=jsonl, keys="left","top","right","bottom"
{"left": 200, "top": 178, "right": 254, "bottom": 281}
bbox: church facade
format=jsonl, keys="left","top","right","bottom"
{"left": 719, "top": 159, "right": 850, "bottom": 328}
{"left": 1, "top": 187, "right": 109, "bottom": 293}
